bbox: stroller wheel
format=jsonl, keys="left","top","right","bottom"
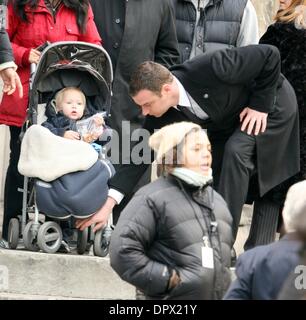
{"left": 93, "top": 226, "right": 112, "bottom": 257}
{"left": 8, "top": 218, "right": 20, "bottom": 249}
{"left": 23, "top": 221, "right": 40, "bottom": 252}
{"left": 77, "top": 227, "right": 90, "bottom": 254}
{"left": 37, "top": 221, "right": 63, "bottom": 254}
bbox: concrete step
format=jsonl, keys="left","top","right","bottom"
{"left": 0, "top": 292, "right": 86, "bottom": 300}
{"left": 0, "top": 249, "right": 135, "bottom": 300}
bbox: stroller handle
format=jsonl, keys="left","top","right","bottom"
{"left": 30, "top": 63, "right": 36, "bottom": 76}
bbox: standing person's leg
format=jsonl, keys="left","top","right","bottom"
{"left": 243, "top": 196, "right": 279, "bottom": 250}
{"left": 2, "top": 126, "right": 23, "bottom": 241}
{"left": 217, "top": 130, "right": 256, "bottom": 242}
{"left": 208, "top": 127, "right": 235, "bottom": 190}
{"left": 112, "top": 119, "right": 149, "bottom": 225}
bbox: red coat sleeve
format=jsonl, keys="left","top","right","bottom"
{"left": 6, "top": 4, "right": 29, "bottom": 67}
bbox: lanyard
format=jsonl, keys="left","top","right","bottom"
{"left": 177, "top": 178, "right": 216, "bottom": 247}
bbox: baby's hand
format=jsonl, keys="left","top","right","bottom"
{"left": 83, "top": 133, "right": 95, "bottom": 143}
{"left": 93, "top": 114, "right": 105, "bottom": 126}
{"left": 64, "top": 130, "right": 80, "bottom": 140}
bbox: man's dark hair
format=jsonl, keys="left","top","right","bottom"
{"left": 129, "top": 61, "right": 173, "bottom": 97}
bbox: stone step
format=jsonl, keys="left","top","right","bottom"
{"left": 0, "top": 249, "right": 135, "bottom": 300}
{"left": 0, "top": 292, "right": 86, "bottom": 300}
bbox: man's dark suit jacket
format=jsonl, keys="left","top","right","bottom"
{"left": 109, "top": 45, "right": 299, "bottom": 199}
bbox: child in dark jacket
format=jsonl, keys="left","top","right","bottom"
{"left": 42, "top": 86, "right": 111, "bottom": 154}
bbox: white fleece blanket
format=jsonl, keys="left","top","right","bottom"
{"left": 18, "top": 125, "right": 98, "bottom": 182}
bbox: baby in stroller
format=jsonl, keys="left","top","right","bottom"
{"left": 7, "top": 41, "right": 115, "bottom": 256}
{"left": 42, "top": 86, "right": 111, "bottom": 155}
{"left": 37, "top": 86, "right": 112, "bottom": 253}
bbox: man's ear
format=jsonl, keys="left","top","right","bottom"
{"left": 162, "top": 83, "right": 172, "bottom": 95}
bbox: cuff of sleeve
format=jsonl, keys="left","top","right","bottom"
{"left": 0, "top": 61, "right": 17, "bottom": 71}
{"left": 57, "top": 128, "right": 66, "bottom": 137}
{"left": 108, "top": 188, "right": 124, "bottom": 205}
{"left": 248, "top": 92, "right": 276, "bottom": 113}
{"left": 146, "top": 263, "right": 171, "bottom": 296}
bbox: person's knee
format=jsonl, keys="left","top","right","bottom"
{"left": 223, "top": 136, "right": 255, "bottom": 171}
{"left": 223, "top": 139, "right": 244, "bottom": 165}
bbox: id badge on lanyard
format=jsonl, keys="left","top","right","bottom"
{"left": 201, "top": 236, "right": 214, "bottom": 269}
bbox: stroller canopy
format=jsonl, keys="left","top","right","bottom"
{"left": 30, "top": 41, "right": 113, "bottom": 115}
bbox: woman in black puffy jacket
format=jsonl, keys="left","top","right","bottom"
{"left": 109, "top": 122, "right": 233, "bottom": 300}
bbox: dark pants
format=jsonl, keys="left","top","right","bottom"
{"left": 111, "top": 119, "right": 150, "bottom": 225}
{"left": 2, "top": 126, "right": 23, "bottom": 240}
{"left": 217, "top": 129, "right": 256, "bottom": 239}
{"left": 217, "top": 128, "right": 279, "bottom": 249}
{"left": 244, "top": 198, "right": 279, "bottom": 250}
{"left": 112, "top": 165, "right": 151, "bottom": 225}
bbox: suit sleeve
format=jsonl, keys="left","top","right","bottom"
{"left": 211, "top": 44, "right": 281, "bottom": 113}
{"left": 0, "top": 30, "right": 13, "bottom": 65}
{"left": 223, "top": 253, "right": 253, "bottom": 300}
{"left": 0, "top": 2, "right": 13, "bottom": 64}
{"left": 154, "top": 0, "right": 180, "bottom": 68}
{"left": 109, "top": 193, "right": 171, "bottom": 296}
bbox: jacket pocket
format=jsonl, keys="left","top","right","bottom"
{"left": 65, "top": 24, "right": 80, "bottom": 40}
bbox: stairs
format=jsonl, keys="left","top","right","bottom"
{"left": 0, "top": 249, "right": 135, "bottom": 300}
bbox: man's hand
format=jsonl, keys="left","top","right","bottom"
{"left": 240, "top": 107, "right": 268, "bottom": 135}
{"left": 63, "top": 130, "right": 80, "bottom": 140}
{"left": 75, "top": 196, "right": 117, "bottom": 232}
{"left": 0, "top": 67, "right": 23, "bottom": 97}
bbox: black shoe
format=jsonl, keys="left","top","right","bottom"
{"left": 230, "top": 248, "right": 237, "bottom": 267}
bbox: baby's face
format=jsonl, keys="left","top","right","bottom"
{"left": 60, "top": 90, "right": 85, "bottom": 120}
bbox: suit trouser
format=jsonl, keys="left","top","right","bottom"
{"left": 244, "top": 198, "right": 279, "bottom": 250}
{"left": 2, "top": 126, "right": 23, "bottom": 240}
{"left": 217, "top": 128, "right": 279, "bottom": 249}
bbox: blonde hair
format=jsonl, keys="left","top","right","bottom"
{"left": 54, "top": 87, "right": 86, "bottom": 111}
{"left": 282, "top": 180, "right": 306, "bottom": 233}
{"left": 275, "top": 0, "right": 306, "bottom": 26}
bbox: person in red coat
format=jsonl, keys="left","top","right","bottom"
{"left": 0, "top": 0, "right": 101, "bottom": 246}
